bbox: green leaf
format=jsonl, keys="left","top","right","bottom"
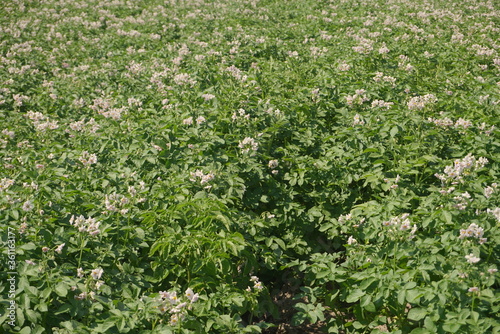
{"left": 36, "top": 303, "right": 48, "bottom": 312}
{"left": 19, "top": 242, "right": 36, "bottom": 250}
{"left": 117, "top": 317, "right": 126, "bottom": 331}
{"left": 390, "top": 126, "right": 399, "bottom": 138}
{"left": 55, "top": 304, "right": 72, "bottom": 315}
{"left": 480, "top": 289, "right": 494, "bottom": 298}
{"left": 346, "top": 289, "right": 365, "bottom": 303}
{"left": 352, "top": 321, "right": 364, "bottom": 329}
{"left": 360, "top": 295, "right": 371, "bottom": 307}
{"left": 359, "top": 277, "right": 377, "bottom": 290}
{"left": 135, "top": 227, "right": 145, "bottom": 240}
{"left": 441, "top": 210, "right": 452, "bottom": 224}
{"left": 363, "top": 302, "right": 376, "bottom": 313}
{"left": 424, "top": 316, "right": 437, "bottom": 331}
{"left": 16, "top": 306, "right": 25, "bottom": 327}
{"left": 406, "top": 289, "right": 423, "bottom": 303}
{"left": 93, "top": 322, "right": 116, "bottom": 333}
{"left": 274, "top": 238, "right": 286, "bottom": 250}
{"left": 442, "top": 322, "right": 461, "bottom": 332}
{"left": 31, "top": 325, "right": 45, "bottom": 334}
{"left": 205, "top": 319, "right": 215, "bottom": 331}
{"left": 19, "top": 327, "right": 32, "bottom": 334}
{"left": 397, "top": 289, "right": 406, "bottom": 305}
{"left": 404, "top": 282, "right": 417, "bottom": 290}
{"left": 407, "top": 308, "right": 427, "bottom": 321}
{"left": 55, "top": 282, "right": 68, "bottom": 297}
{"left": 26, "top": 309, "right": 39, "bottom": 323}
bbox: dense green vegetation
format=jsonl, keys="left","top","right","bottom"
{"left": 0, "top": 0, "right": 499, "bottom": 332}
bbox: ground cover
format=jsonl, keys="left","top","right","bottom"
{"left": 0, "top": 0, "right": 499, "bottom": 333}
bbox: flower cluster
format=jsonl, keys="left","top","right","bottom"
{"left": 189, "top": 169, "right": 215, "bottom": 187}
{"left": 91, "top": 268, "right": 104, "bottom": 280}
{"left": 79, "top": 151, "right": 97, "bottom": 167}
{"left": 487, "top": 208, "right": 500, "bottom": 222}
{"left": 484, "top": 183, "right": 497, "bottom": 198}
{"left": 265, "top": 107, "right": 283, "bottom": 118}
{"left": 338, "top": 213, "right": 365, "bottom": 228}
{"left": 201, "top": 93, "right": 215, "bottom": 101}
{"left": 435, "top": 154, "right": 488, "bottom": 183}
{"left": 338, "top": 213, "right": 352, "bottom": 224}
{"left": 310, "top": 46, "right": 328, "bottom": 58}
{"left": 238, "top": 137, "right": 258, "bottom": 153}
{"left": 182, "top": 116, "right": 206, "bottom": 125}
{"left": 104, "top": 192, "right": 130, "bottom": 214}
{"left": 69, "top": 214, "right": 101, "bottom": 236}
{"left": 478, "top": 122, "right": 496, "bottom": 136}
{"left": 55, "top": 243, "right": 65, "bottom": 254}
{"left": 398, "top": 55, "right": 414, "bottom": 71}
{"left": 384, "top": 174, "right": 400, "bottom": 189}
{"left": 88, "top": 97, "right": 127, "bottom": 120}
{"left": 232, "top": 108, "right": 251, "bottom": 121}
{"left": 453, "top": 192, "right": 472, "bottom": 210}
{"left": 459, "top": 223, "right": 486, "bottom": 244}
{"left": 68, "top": 118, "right": 100, "bottom": 134}
{"left": 352, "top": 114, "right": 365, "bottom": 126}
{"left": 372, "top": 72, "right": 396, "bottom": 85}
{"left": 427, "top": 116, "right": 475, "bottom": 130}
{"left": 267, "top": 160, "right": 278, "bottom": 169}
{"left": 346, "top": 89, "right": 369, "bottom": 106}
{"left": 100, "top": 107, "right": 127, "bottom": 120}
{"left": 225, "top": 65, "right": 247, "bottom": 82}
{"left": 22, "top": 200, "right": 34, "bottom": 211}
{"left": 26, "top": 111, "right": 59, "bottom": 132}
{"left": 382, "top": 213, "right": 417, "bottom": 238}
{"left": 0, "top": 178, "right": 14, "bottom": 192}
{"left": 465, "top": 253, "right": 480, "bottom": 264}
{"left": 371, "top": 99, "right": 394, "bottom": 109}
{"left": 347, "top": 236, "right": 357, "bottom": 245}
{"left": 338, "top": 61, "right": 351, "bottom": 71}
{"left": 157, "top": 288, "right": 199, "bottom": 326}
{"left": 74, "top": 267, "right": 104, "bottom": 300}
{"left": 352, "top": 38, "right": 374, "bottom": 54}
{"left": 246, "top": 275, "right": 264, "bottom": 291}
{"left": 173, "top": 73, "right": 197, "bottom": 86}
{"left": 407, "top": 94, "right": 437, "bottom": 110}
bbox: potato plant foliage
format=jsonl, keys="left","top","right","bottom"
{"left": 0, "top": 0, "right": 499, "bottom": 333}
